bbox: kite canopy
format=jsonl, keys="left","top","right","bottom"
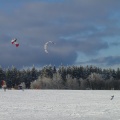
{"left": 14, "top": 42, "right": 19, "bottom": 47}
{"left": 11, "top": 38, "right": 19, "bottom": 47}
{"left": 11, "top": 38, "right": 17, "bottom": 44}
{"left": 44, "top": 41, "right": 55, "bottom": 53}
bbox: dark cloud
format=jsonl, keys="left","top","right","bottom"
{"left": 79, "top": 56, "right": 120, "bottom": 66}
{"left": 0, "top": 0, "right": 120, "bottom": 68}
{"left": 110, "top": 42, "right": 120, "bottom": 46}
{"left": 76, "top": 39, "right": 108, "bottom": 55}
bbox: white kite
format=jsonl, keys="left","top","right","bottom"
{"left": 11, "top": 38, "right": 19, "bottom": 47}
{"left": 44, "top": 41, "right": 55, "bottom": 53}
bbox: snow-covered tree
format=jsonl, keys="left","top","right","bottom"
{"left": 66, "top": 74, "right": 79, "bottom": 89}
{"left": 87, "top": 73, "right": 104, "bottom": 90}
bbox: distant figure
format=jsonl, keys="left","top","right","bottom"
{"left": 18, "top": 82, "right": 26, "bottom": 91}
{"left": 111, "top": 95, "right": 114, "bottom": 100}
{"left": 1, "top": 80, "right": 7, "bottom": 91}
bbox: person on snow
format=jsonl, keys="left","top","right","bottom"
{"left": 1, "top": 80, "right": 7, "bottom": 91}
{"left": 111, "top": 95, "right": 114, "bottom": 100}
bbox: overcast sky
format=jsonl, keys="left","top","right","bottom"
{"left": 0, "top": 0, "right": 120, "bottom": 69}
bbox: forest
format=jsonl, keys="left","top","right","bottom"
{"left": 0, "top": 65, "right": 120, "bottom": 90}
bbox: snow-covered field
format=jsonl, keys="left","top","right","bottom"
{"left": 0, "top": 90, "right": 120, "bottom": 120}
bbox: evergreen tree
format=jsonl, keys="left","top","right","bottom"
{"left": 116, "top": 68, "right": 120, "bottom": 80}
{"left": 0, "top": 66, "right": 5, "bottom": 87}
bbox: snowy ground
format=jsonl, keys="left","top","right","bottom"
{"left": 0, "top": 90, "right": 120, "bottom": 120}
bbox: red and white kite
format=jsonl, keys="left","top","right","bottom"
{"left": 11, "top": 38, "right": 17, "bottom": 44}
{"left": 14, "top": 42, "right": 19, "bottom": 47}
{"left": 11, "top": 38, "right": 19, "bottom": 47}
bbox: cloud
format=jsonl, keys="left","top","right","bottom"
{"left": 78, "top": 56, "right": 120, "bottom": 67}
{"left": 0, "top": 0, "right": 120, "bottom": 68}
{"left": 110, "top": 42, "right": 120, "bottom": 46}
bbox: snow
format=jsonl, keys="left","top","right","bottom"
{"left": 0, "top": 90, "right": 120, "bottom": 120}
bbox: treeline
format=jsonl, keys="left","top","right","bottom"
{"left": 0, "top": 65, "right": 120, "bottom": 90}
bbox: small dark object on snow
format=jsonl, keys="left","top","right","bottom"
{"left": 111, "top": 95, "right": 114, "bottom": 100}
